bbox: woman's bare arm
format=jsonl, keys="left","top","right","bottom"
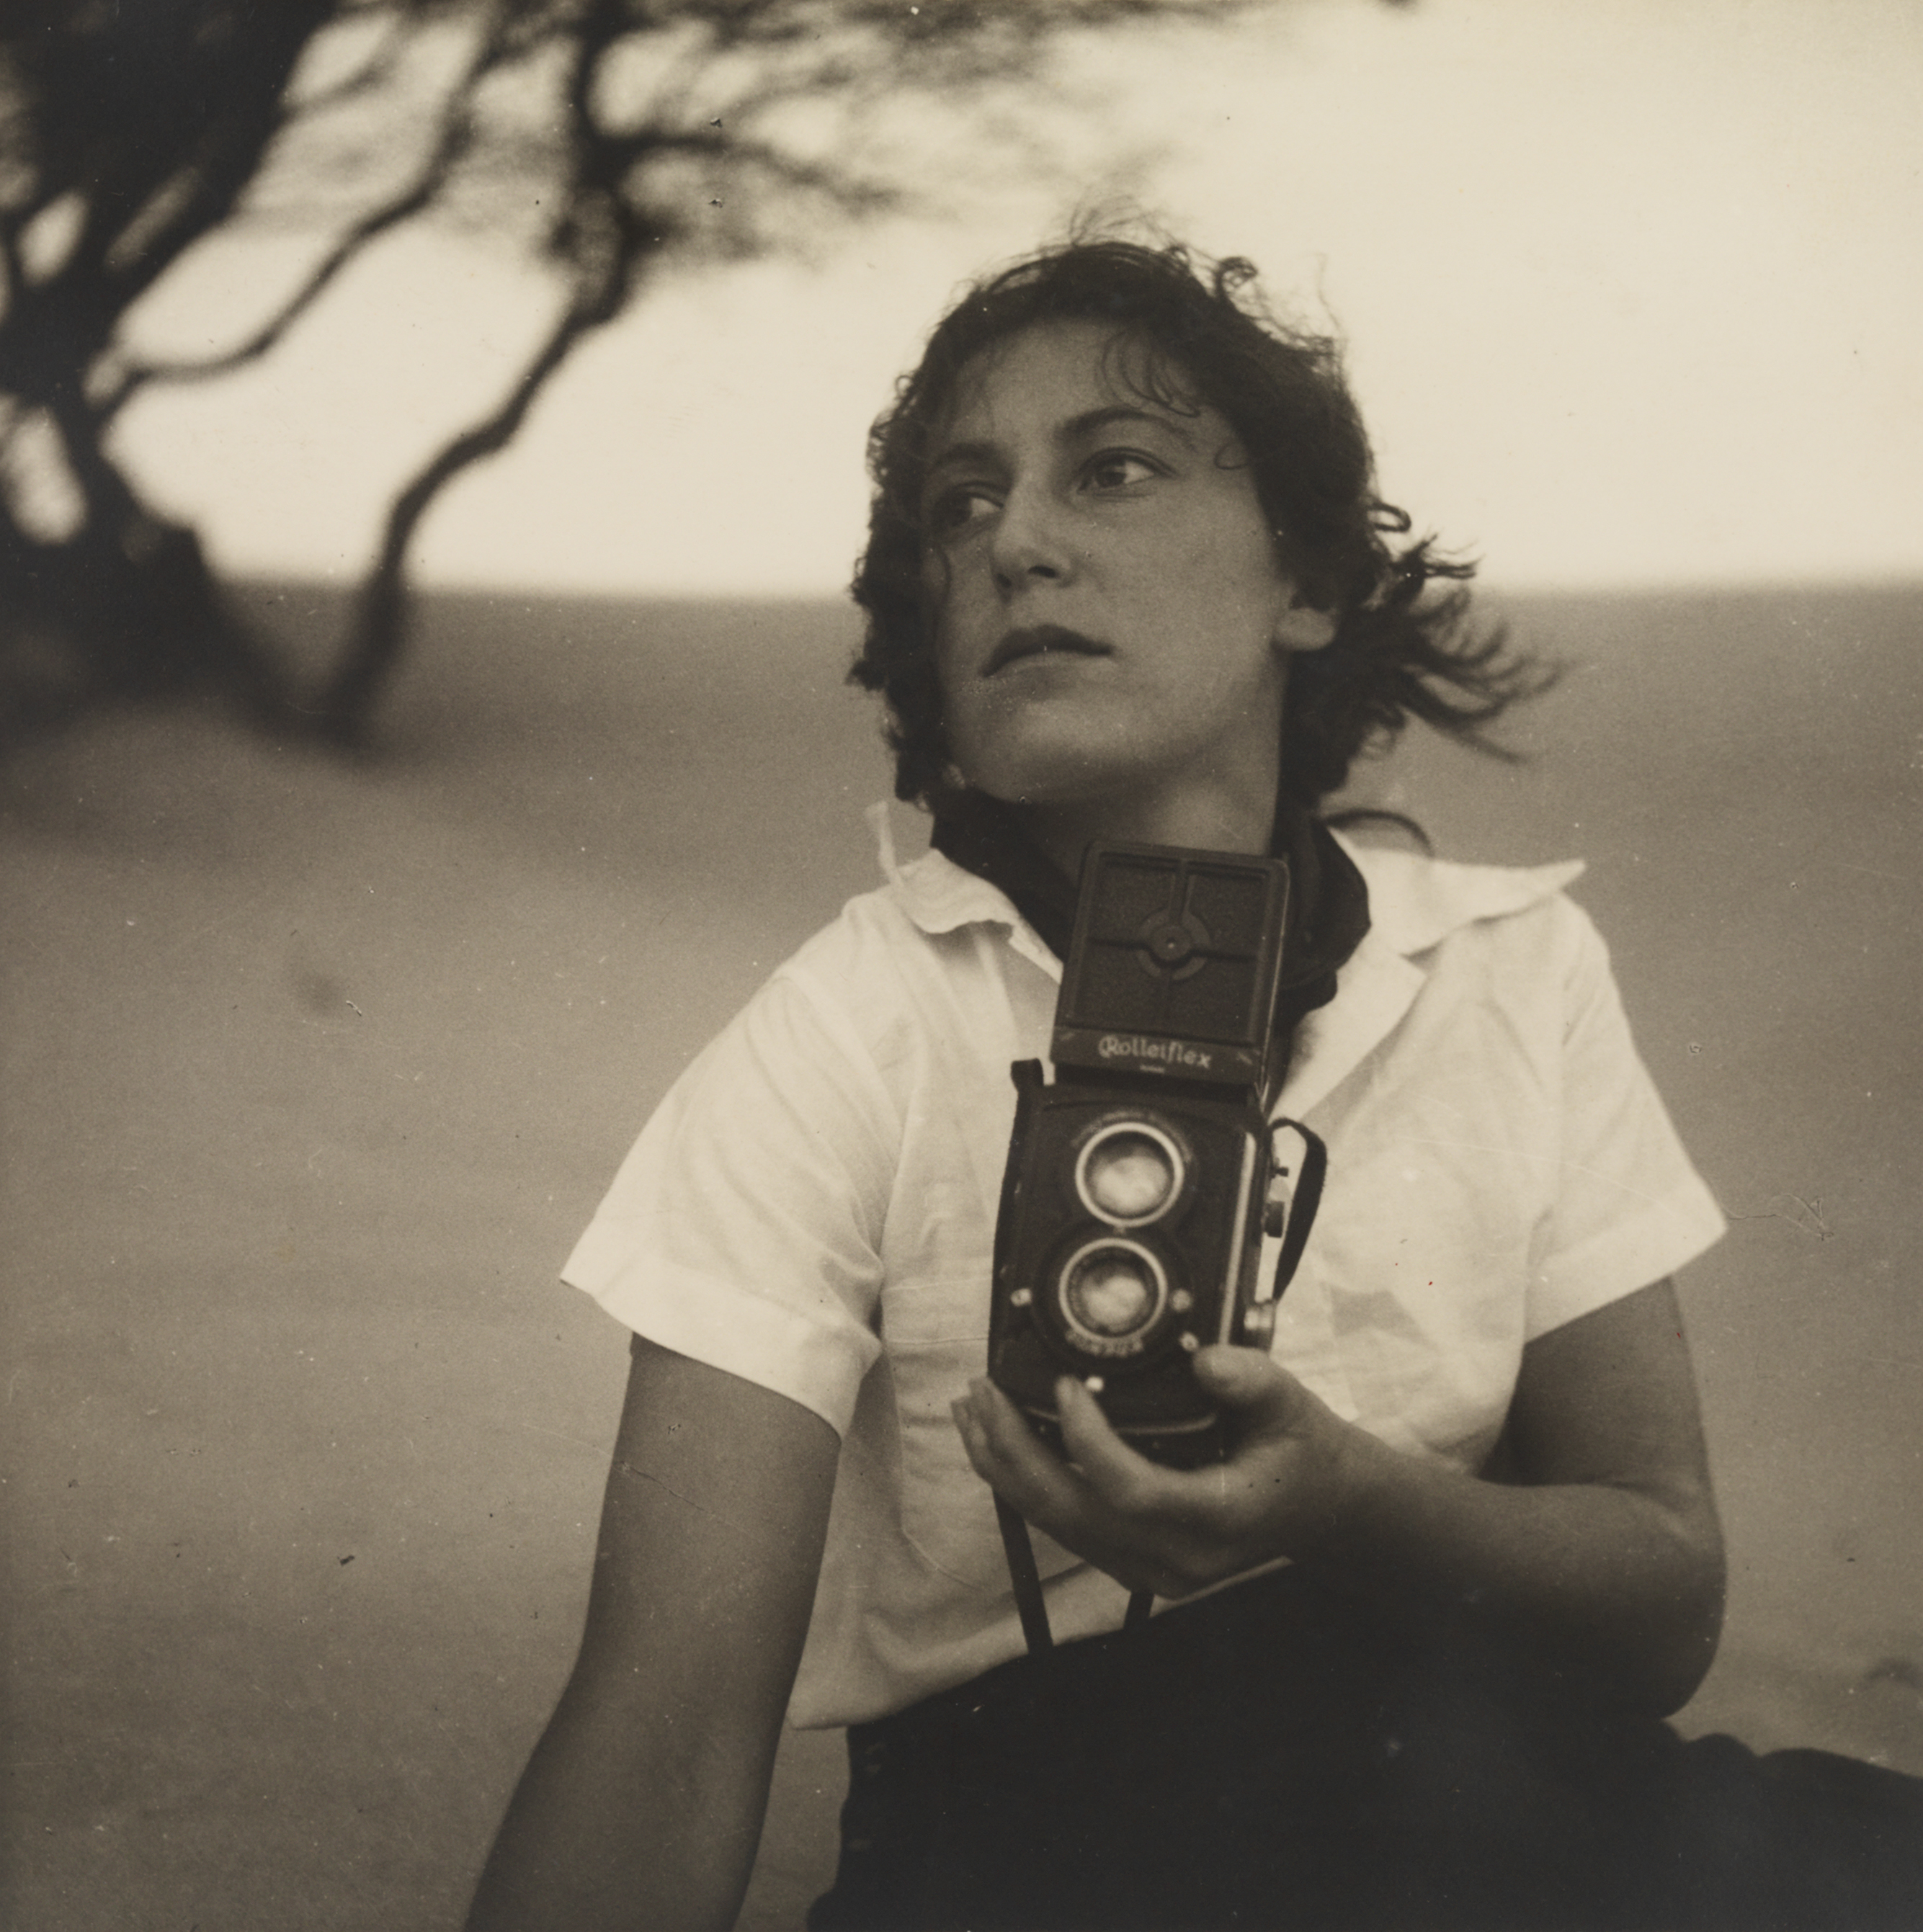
{"left": 957, "top": 1279, "right": 1724, "bottom": 1714}
{"left": 467, "top": 1339, "right": 839, "bottom": 1932}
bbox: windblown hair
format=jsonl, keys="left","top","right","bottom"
{"left": 848, "top": 236, "right": 1548, "bottom": 812}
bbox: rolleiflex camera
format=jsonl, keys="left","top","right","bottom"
{"left": 988, "top": 841, "right": 1326, "bottom": 1470}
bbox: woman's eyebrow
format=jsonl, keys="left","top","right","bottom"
{"left": 1059, "top": 403, "right": 1200, "bottom": 448}
{"left": 923, "top": 439, "right": 1000, "bottom": 481}
{"left": 926, "top": 404, "right": 1200, "bottom": 480}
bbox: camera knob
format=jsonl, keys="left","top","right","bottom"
{"left": 1241, "top": 1301, "right": 1277, "bottom": 1349}
{"left": 1146, "top": 919, "right": 1195, "bottom": 965}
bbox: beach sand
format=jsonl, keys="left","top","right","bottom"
{"left": 3, "top": 582, "right": 1918, "bottom": 1928}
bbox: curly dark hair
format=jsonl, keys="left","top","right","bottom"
{"left": 847, "top": 236, "right": 1547, "bottom": 813}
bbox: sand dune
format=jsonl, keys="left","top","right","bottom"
{"left": 3, "top": 581, "right": 1917, "bottom": 1928}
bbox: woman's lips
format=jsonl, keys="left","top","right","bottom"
{"left": 983, "top": 625, "right": 1111, "bottom": 676}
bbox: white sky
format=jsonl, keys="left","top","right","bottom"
{"left": 114, "top": 0, "right": 1923, "bottom": 596}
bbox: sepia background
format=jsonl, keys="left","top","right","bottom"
{"left": 4, "top": 1, "right": 1921, "bottom": 1926}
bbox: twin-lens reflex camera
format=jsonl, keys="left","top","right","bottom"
{"left": 987, "top": 841, "right": 1325, "bottom": 1470}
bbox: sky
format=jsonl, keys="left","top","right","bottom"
{"left": 112, "top": 0, "right": 1923, "bottom": 598}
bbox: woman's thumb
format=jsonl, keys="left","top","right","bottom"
{"left": 1191, "top": 1344, "right": 1298, "bottom": 1428}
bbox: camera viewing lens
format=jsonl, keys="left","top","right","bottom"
{"left": 1063, "top": 1244, "right": 1163, "bottom": 1341}
{"left": 1077, "top": 1124, "right": 1182, "bottom": 1225}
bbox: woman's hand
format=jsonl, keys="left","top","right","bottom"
{"left": 954, "top": 1280, "right": 1727, "bottom": 1714}
{"left": 952, "top": 1346, "right": 1370, "bottom": 1599}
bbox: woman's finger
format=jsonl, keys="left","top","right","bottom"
{"left": 954, "top": 1379, "right": 1089, "bottom": 1527}
{"left": 1190, "top": 1346, "right": 1306, "bottom": 1439}
{"left": 956, "top": 1383, "right": 1172, "bottom": 1580}
{"left": 1052, "top": 1375, "right": 1173, "bottom": 1515}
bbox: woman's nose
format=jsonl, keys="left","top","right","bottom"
{"left": 989, "top": 483, "right": 1074, "bottom": 593}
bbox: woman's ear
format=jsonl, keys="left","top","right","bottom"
{"left": 1273, "top": 599, "right": 1337, "bottom": 653}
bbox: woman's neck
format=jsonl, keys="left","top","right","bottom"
{"left": 1017, "top": 772, "right": 1279, "bottom": 881}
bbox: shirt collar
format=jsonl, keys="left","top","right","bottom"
{"left": 868, "top": 801, "right": 1065, "bottom": 979}
{"left": 871, "top": 802, "right": 1585, "bottom": 1119}
{"left": 1336, "top": 838, "right": 1585, "bottom": 957}
{"left": 1282, "top": 836, "right": 1584, "bottom": 1117}
{"left": 873, "top": 802, "right": 1582, "bottom": 967}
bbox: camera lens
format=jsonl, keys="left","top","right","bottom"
{"left": 1061, "top": 1241, "right": 1166, "bottom": 1343}
{"left": 1077, "top": 1124, "right": 1182, "bottom": 1225}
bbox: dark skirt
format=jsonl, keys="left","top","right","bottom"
{"left": 808, "top": 1568, "right": 1923, "bottom": 1932}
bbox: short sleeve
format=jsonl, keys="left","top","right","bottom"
{"left": 561, "top": 970, "right": 898, "bottom": 1436}
{"left": 1525, "top": 906, "right": 1726, "bottom": 1339}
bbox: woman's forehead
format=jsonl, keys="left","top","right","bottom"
{"left": 934, "top": 319, "right": 1214, "bottom": 447}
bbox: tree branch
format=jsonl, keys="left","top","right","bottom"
{"left": 68, "top": 15, "right": 337, "bottom": 321}
{"left": 102, "top": 8, "right": 522, "bottom": 423}
{"left": 285, "top": 6, "right": 412, "bottom": 116}
{"left": 316, "top": 234, "right": 643, "bottom": 741}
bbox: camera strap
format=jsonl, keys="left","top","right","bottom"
{"left": 996, "top": 1114, "right": 1329, "bottom": 1658}
{"left": 995, "top": 1493, "right": 1058, "bottom": 1653}
{"left": 997, "top": 1495, "right": 1159, "bottom": 1654}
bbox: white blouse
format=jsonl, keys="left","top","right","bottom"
{"left": 561, "top": 826, "right": 1726, "bottom": 1727}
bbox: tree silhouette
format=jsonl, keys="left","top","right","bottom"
{"left": 0, "top": 0, "right": 1283, "bottom": 749}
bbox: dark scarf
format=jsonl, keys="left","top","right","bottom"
{"left": 929, "top": 788, "right": 1370, "bottom": 1069}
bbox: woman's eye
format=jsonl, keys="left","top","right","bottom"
{"left": 1083, "top": 452, "right": 1159, "bottom": 492}
{"left": 927, "top": 484, "right": 1000, "bottom": 534}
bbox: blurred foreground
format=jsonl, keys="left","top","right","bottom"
{"left": 3, "top": 582, "right": 1919, "bottom": 1928}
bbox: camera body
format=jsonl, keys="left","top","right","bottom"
{"left": 988, "top": 841, "right": 1312, "bottom": 1468}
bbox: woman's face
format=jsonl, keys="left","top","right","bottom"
{"left": 922, "top": 320, "right": 1330, "bottom": 836}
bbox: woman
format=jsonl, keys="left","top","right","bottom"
{"left": 465, "top": 239, "right": 1919, "bottom": 1931}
